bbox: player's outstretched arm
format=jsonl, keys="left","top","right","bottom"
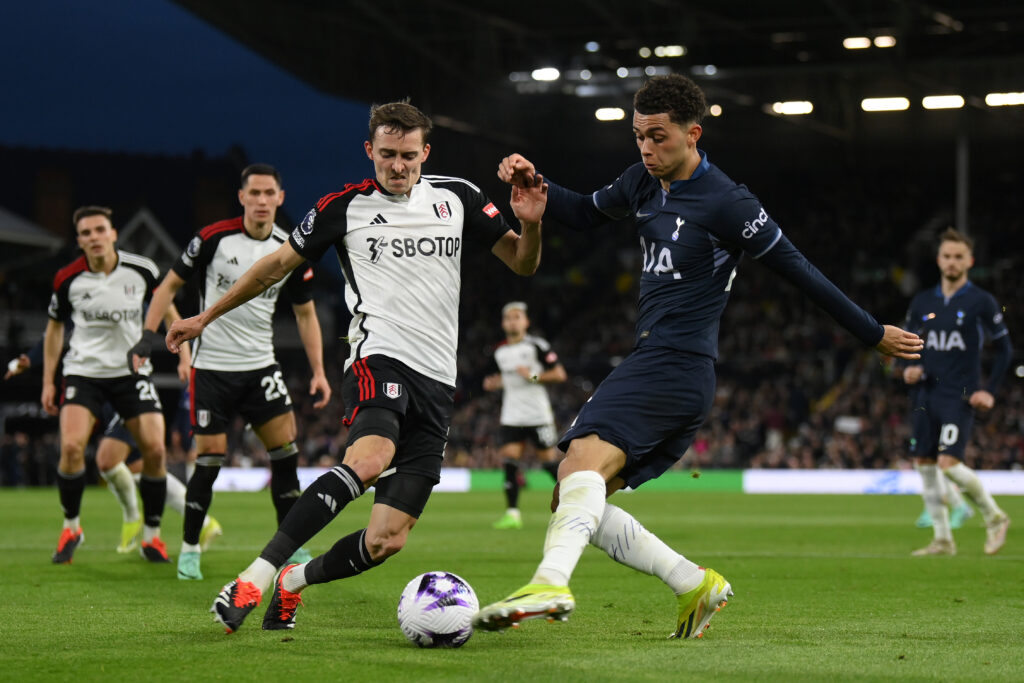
{"left": 166, "top": 242, "right": 304, "bottom": 353}
{"left": 492, "top": 174, "right": 547, "bottom": 275}
{"left": 497, "top": 154, "right": 536, "bottom": 187}
{"left": 875, "top": 324, "right": 924, "bottom": 360}
{"left": 292, "top": 300, "right": 331, "bottom": 409}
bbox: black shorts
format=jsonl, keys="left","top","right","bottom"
{"left": 190, "top": 363, "right": 293, "bottom": 435}
{"left": 342, "top": 355, "right": 454, "bottom": 517}
{"left": 499, "top": 424, "right": 558, "bottom": 450}
{"left": 559, "top": 346, "right": 715, "bottom": 490}
{"left": 909, "top": 388, "right": 974, "bottom": 460}
{"left": 61, "top": 374, "right": 162, "bottom": 421}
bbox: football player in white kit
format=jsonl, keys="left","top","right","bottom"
{"left": 166, "top": 100, "right": 547, "bottom": 634}
{"left": 44, "top": 206, "right": 173, "bottom": 564}
{"left": 130, "top": 164, "right": 331, "bottom": 581}
{"left": 483, "top": 301, "right": 566, "bottom": 529}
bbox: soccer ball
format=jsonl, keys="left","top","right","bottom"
{"left": 397, "top": 571, "right": 479, "bottom": 648}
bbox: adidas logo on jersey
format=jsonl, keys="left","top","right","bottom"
{"left": 370, "top": 213, "right": 388, "bottom": 225}
{"left": 227, "top": 256, "right": 239, "bottom": 265}
{"left": 82, "top": 292, "right": 91, "bottom": 299}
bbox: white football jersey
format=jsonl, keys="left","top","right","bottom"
{"left": 490, "top": 334, "right": 559, "bottom": 426}
{"left": 290, "top": 176, "right": 512, "bottom": 386}
{"left": 173, "top": 217, "right": 314, "bottom": 371}
{"left": 48, "top": 251, "right": 159, "bottom": 378}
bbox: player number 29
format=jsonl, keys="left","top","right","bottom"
{"left": 261, "top": 370, "right": 292, "bottom": 405}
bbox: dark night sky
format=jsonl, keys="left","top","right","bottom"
{"left": 3, "top": 0, "right": 372, "bottom": 214}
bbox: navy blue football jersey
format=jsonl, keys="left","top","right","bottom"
{"left": 904, "top": 281, "right": 1011, "bottom": 395}
{"left": 543, "top": 152, "right": 883, "bottom": 358}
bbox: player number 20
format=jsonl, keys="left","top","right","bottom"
{"left": 939, "top": 423, "right": 959, "bottom": 447}
{"left": 261, "top": 370, "right": 292, "bottom": 405}
{"left": 135, "top": 380, "right": 162, "bottom": 408}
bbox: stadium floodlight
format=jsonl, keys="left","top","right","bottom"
{"left": 579, "top": 69, "right": 592, "bottom": 81}
{"left": 709, "top": 104, "right": 723, "bottom": 117}
{"left": 531, "top": 67, "right": 560, "bottom": 82}
{"left": 585, "top": 41, "right": 600, "bottom": 53}
{"left": 861, "top": 97, "right": 910, "bottom": 111}
{"left": 616, "top": 67, "right": 630, "bottom": 78}
{"left": 771, "top": 101, "right": 814, "bottom": 115}
{"left": 638, "top": 47, "right": 652, "bottom": 58}
{"left": 843, "top": 37, "right": 872, "bottom": 49}
{"left": 873, "top": 35, "right": 897, "bottom": 48}
{"left": 985, "top": 92, "right": 1024, "bottom": 106}
{"left": 644, "top": 66, "right": 657, "bottom": 76}
{"left": 595, "top": 107, "right": 626, "bottom": 121}
{"left": 922, "top": 95, "right": 964, "bottom": 110}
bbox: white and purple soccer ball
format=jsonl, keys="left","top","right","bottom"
{"left": 397, "top": 571, "right": 479, "bottom": 648}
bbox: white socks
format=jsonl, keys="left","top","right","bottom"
{"left": 943, "top": 463, "right": 1003, "bottom": 524}
{"left": 936, "top": 471, "right": 966, "bottom": 509}
{"left": 919, "top": 464, "right": 952, "bottom": 541}
{"left": 531, "top": 471, "right": 606, "bottom": 587}
{"left": 164, "top": 472, "right": 187, "bottom": 517}
{"left": 282, "top": 563, "right": 309, "bottom": 593}
{"left": 101, "top": 463, "right": 139, "bottom": 522}
{"left": 64, "top": 516, "right": 80, "bottom": 531}
{"left": 591, "top": 504, "right": 703, "bottom": 594}
{"left": 239, "top": 557, "right": 277, "bottom": 594}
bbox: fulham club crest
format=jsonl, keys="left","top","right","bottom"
{"left": 197, "top": 410, "right": 211, "bottom": 427}
{"left": 433, "top": 201, "right": 452, "bottom": 221}
{"left": 384, "top": 382, "right": 403, "bottom": 399}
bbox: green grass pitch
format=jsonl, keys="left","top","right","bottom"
{"left": 2, "top": 486, "right": 1021, "bottom": 682}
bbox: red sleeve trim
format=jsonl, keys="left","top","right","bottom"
{"left": 53, "top": 256, "right": 88, "bottom": 291}
{"left": 198, "top": 216, "right": 244, "bottom": 240}
{"left": 316, "top": 178, "right": 379, "bottom": 211}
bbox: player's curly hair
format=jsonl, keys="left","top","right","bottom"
{"left": 634, "top": 74, "right": 707, "bottom": 126}
{"left": 368, "top": 100, "right": 433, "bottom": 144}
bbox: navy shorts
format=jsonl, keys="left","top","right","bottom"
{"left": 190, "top": 363, "right": 293, "bottom": 435}
{"left": 558, "top": 346, "right": 715, "bottom": 489}
{"left": 101, "top": 407, "right": 142, "bottom": 465}
{"left": 909, "top": 388, "right": 974, "bottom": 460}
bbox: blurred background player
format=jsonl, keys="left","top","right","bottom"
{"left": 483, "top": 301, "right": 567, "bottom": 529}
{"left": 903, "top": 228, "right": 1012, "bottom": 556}
{"left": 130, "top": 163, "right": 331, "bottom": 581}
{"left": 166, "top": 101, "right": 546, "bottom": 634}
{"left": 44, "top": 206, "right": 173, "bottom": 564}
{"left": 476, "top": 74, "right": 924, "bottom": 638}
{"left": 4, "top": 339, "right": 214, "bottom": 554}
{"left": 96, "top": 405, "right": 222, "bottom": 554}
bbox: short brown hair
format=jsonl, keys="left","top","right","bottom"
{"left": 72, "top": 205, "right": 113, "bottom": 227}
{"left": 938, "top": 227, "right": 973, "bottom": 251}
{"left": 368, "top": 101, "right": 433, "bottom": 144}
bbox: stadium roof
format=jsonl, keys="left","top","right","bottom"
{"left": 175, "top": 1, "right": 1024, "bottom": 147}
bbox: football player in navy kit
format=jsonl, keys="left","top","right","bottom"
{"left": 44, "top": 206, "right": 174, "bottom": 564}
{"left": 904, "top": 228, "right": 1012, "bottom": 556}
{"left": 166, "top": 101, "right": 548, "bottom": 634}
{"left": 130, "top": 164, "right": 331, "bottom": 581}
{"left": 475, "top": 74, "right": 924, "bottom": 638}
{"left": 483, "top": 301, "right": 567, "bottom": 529}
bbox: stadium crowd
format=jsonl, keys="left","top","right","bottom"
{"left": 2, "top": 166, "right": 1021, "bottom": 486}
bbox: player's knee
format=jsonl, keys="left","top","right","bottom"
{"left": 60, "top": 438, "right": 87, "bottom": 466}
